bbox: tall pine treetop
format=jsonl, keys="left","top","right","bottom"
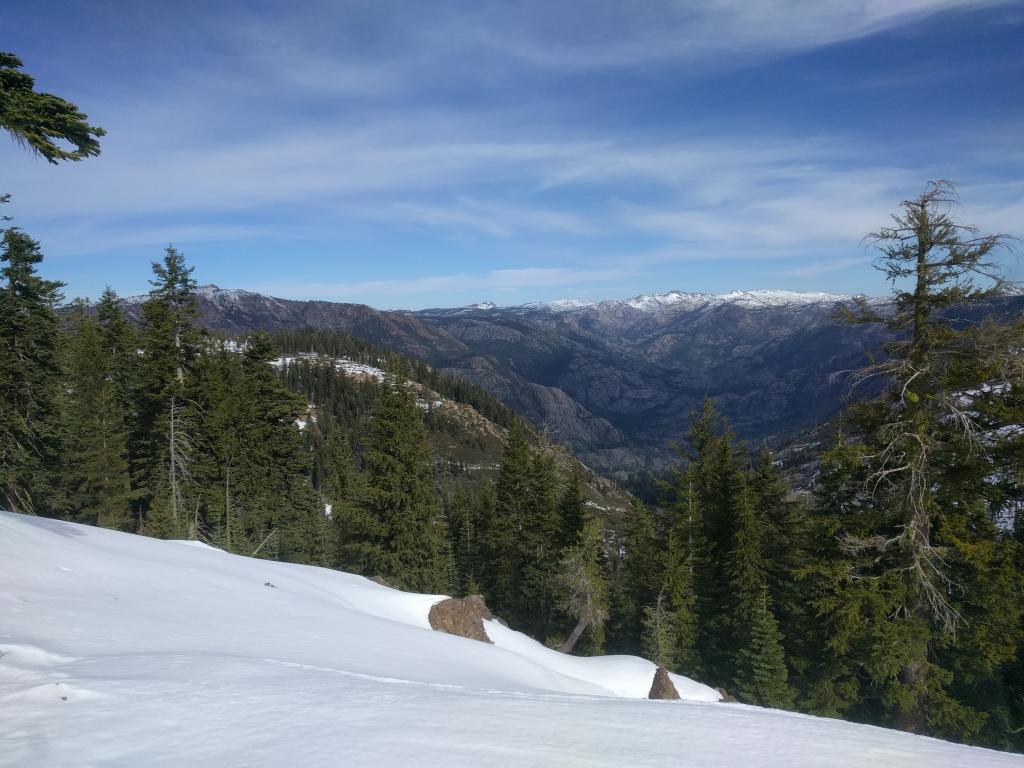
{"left": 148, "top": 246, "right": 198, "bottom": 310}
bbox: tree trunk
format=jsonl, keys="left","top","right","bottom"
{"left": 224, "top": 464, "right": 231, "bottom": 553}
{"left": 560, "top": 615, "right": 589, "bottom": 654}
{"left": 895, "top": 657, "right": 928, "bottom": 733}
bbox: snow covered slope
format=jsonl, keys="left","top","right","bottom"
{"left": 1, "top": 512, "right": 1020, "bottom": 768}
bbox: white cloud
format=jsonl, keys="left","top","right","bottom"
{"left": 469, "top": 0, "right": 1009, "bottom": 71}
{"left": 250, "top": 266, "right": 628, "bottom": 304}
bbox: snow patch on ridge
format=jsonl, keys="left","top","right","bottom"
{"left": 493, "top": 289, "right": 852, "bottom": 314}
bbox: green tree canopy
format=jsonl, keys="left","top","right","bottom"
{"left": 0, "top": 52, "right": 105, "bottom": 163}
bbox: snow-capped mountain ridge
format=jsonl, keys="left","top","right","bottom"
{"left": 120, "top": 284, "right": 851, "bottom": 315}
{"left": 542, "top": 289, "right": 851, "bottom": 313}
{"left": 121, "top": 284, "right": 277, "bottom": 308}
{"left": 455, "top": 288, "right": 853, "bottom": 314}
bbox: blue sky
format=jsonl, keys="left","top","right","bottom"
{"left": 3, "top": 1, "right": 1023, "bottom": 309}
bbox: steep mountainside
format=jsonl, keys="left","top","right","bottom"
{"left": 269, "top": 345, "right": 634, "bottom": 522}
{"left": 416, "top": 291, "right": 885, "bottom": 474}
{"left": 121, "top": 286, "right": 1024, "bottom": 477}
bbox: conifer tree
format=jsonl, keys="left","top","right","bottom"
{"left": 801, "top": 437, "right": 872, "bottom": 718}
{"left": 137, "top": 246, "right": 200, "bottom": 537}
{"left": 489, "top": 418, "right": 533, "bottom": 623}
{"left": 310, "top": 416, "right": 360, "bottom": 565}
{"left": 642, "top": 590, "right": 677, "bottom": 668}
{"left": 678, "top": 400, "right": 744, "bottom": 676}
{"left": 733, "top": 588, "right": 797, "bottom": 709}
{"left": 616, "top": 499, "right": 662, "bottom": 656}
{"left": 190, "top": 344, "right": 245, "bottom": 549}
{"left": 520, "top": 442, "right": 563, "bottom": 636}
{"left": 357, "top": 369, "right": 449, "bottom": 592}
{"left": 0, "top": 229, "right": 64, "bottom": 514}
{"left": 558, "top": 464, "right": 588, "bottom": 549}
{"left": 96, "top": 287, "right": 140, "bottom": 469}
{"left": 0, "top": 52, "right": 105, "bottom": 163}
{"left": 725, "top": 475, "right": 795, "bottom": 705}
{"left": 833, "top": 181, "right": 1023, "bottom": 733}
{"left": 238, "top": 333, "right": 327, "bottom": 565}
{"left": 446, "top": 485, "right": 487, "bottom": 595}
{"left": 662, "top": 489, "right": 701, "bottom": 674}
{"left": 558, "top": 516, "right": 609, "bottom": 654}
{"left": 62, "top": 303, "right": 133, "bottom": 529}
{"left": 752, "top": 445, "right": 807, "bottom": 646}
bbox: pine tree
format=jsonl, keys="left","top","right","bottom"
{"left": 137, "top": 246, "right": 200, "bottom": 537}
{"left": 95, "top": 287, "right": 141, "bottom": 523}
{"left": 520, "top": 441, "right": 562, "bottom": 637}
{"left": 0, "top": 229, "right": 64, "bottom": 514}
{"left": 616, "top": 499, "right": 663, "bottom": 656}
{"left": 190, "top": 344, "right": 245, "bottom": 549}
{"left": 558, "top": 464, "right": 588, "bottom": 548}
{"left": 446, "top": 485, "right": 487, "bottom": 595}
{"left": 237, "top": 333, "right": 325, "bottom": 565}
{"left": 679, "top": 399, "right": 744, "bottom": 675}
{"left": 801, "top": 437, "right": 872, "bottom": 719}
{"left": 733, "top": 588, "right": 797, "bottom": 709}
{"left": 659, "top": 520, "right": 700, "bottom": 675}
{"left": 489, "top": 418, "right": 533, "bottom": 623}
{"left": 0, "top": 52, "right": 104, "bottom": 163}
{"left": 834, "top": 181, "right": 1024, "bottom": 733}
{"left": 642, "top": 590, "right": 677, "bottom": 669}
{"left": 725, "top": 474, "right": 795, "bottom": 706}
{"left": 357, "top": 369, "right": 449, "bottom": 592}
{"left": 62, "top": 303, "right": 133, "bottom": 529}
{"left": 557, "top": 516, "right": 610, "bottom": 654}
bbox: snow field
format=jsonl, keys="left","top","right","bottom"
{"left": 1, "top": 511, "right": 1021, "bottom": 767}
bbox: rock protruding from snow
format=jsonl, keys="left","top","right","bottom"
{"left": 648, "top": 666, "right": 681, "bottom": 700}
{"left": 428, "top": 595, "right": 494, "bottom": 644}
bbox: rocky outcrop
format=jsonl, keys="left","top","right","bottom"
{"left": 715, "top": 687, "right": 738, "bottom": 703}
{"left": 648, "top": 666, "right": 681, "bottom": 700}
{"left": 428, "top": 595, "right": 493, "bottom": 644}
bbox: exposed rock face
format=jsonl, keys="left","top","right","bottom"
{"left": 428, "top": 595, "right": 494, "bottom": 644}
{"left": 648, "top": 666, "right": 681, "bottom": 700}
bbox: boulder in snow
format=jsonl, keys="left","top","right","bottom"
{"left": 429, "top": 595, "right": 494, "bottom": 644}
{"left": 715, "top": 687, "right": 738, "bottom": 703}
{"left": 648, "top": 666, "right": 681, "bottom": 700}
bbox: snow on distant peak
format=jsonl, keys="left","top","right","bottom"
{"left": 717, "top": 289, "right": 850, "bottom": 307}
{"left": 196, "top": 284, "right": 254, "bottom": 306}
{"left": 511, "top": 289, "right": 850, "bottom": 315}
{"left": 519, "top": 298, "right": 597, "bottom": 312}
{"left": 624, "top": 290, "right": 712, "bottom": 311}
{"left": 623, "top": 289, "right": 850, "bottom": 312}
{"left": 468, "top": 301, "right": 499, "bottom": 310}
{"left": 119, "top": 284, "right": 264, "bottom": 307}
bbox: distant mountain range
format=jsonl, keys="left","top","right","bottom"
{"left": 120, "top": 285, "right": 1024, "bottom": 477}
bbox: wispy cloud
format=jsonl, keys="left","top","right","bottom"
{"left": 5, "top": 0, "right": 1022, "bottom": 305}
{"left": 251, "top": 266, "right": 628, "bottom": 306}
{"left": 349, "top": 196, "right": 595, "bottom": 238}
{"left": 470, "top": 0, "right": 1010, "bottom": 71}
